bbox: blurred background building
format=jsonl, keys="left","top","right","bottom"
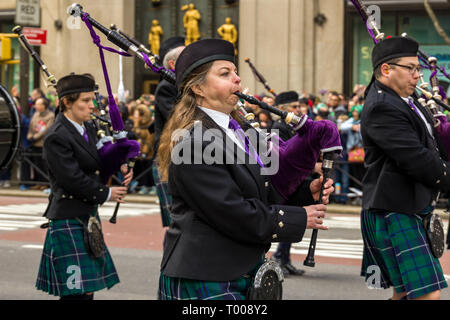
{"left": 0, "top": 0, "right": 449, "bottom": 99}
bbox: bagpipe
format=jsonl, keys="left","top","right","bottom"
{"left": 235, "top": 91, "right": 342, "bottom": 267}
{"left": 67, "top": 3, "right": 180, "bottom": 222}
{"left": 12, "top": 24, "right": 141, "bottom": 224}
{"left": 68, "top": 4, "right": 343, "bottom": 238}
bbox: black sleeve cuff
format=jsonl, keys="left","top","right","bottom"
{"left": 270, "top": 205, "right": 307, "bottom": 243}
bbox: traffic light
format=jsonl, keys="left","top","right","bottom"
{"left": 0, "top": 37, "right": 12, "bottom": 61}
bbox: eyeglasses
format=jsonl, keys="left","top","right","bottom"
{"left": 388, "top": 63, "right": 421, "bottom": 75}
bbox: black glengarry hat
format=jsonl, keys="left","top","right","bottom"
{"left": 175, "top": 38, "right": 235, "bottom": 86}
{"left": 56, "top": 73, "right": 96, "bottom": 99}
{"left": 275, "top": 91, "right": 299, "bottom": 106}
{"left": 158, "top": 36, "right": 185, "bottom": 64}
{"left": 372, "top": 36, "right": 419, "bottom": 70}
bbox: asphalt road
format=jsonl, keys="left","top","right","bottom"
{"left": 0, "top": 194, "right": 449, "bottom": 301}
{"left": 0, "top": 238, "right": 390, "bottom": 300}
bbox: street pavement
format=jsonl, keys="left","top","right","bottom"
{"left": 1, "top": 187, "right": 450, "bottom": 300}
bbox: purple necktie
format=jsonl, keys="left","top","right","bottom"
{"left": 82, "top": 127, "right": 89, "bottom": 143}
{"left": 228, "top": 118, "right": 264, "bottom": 167}
{"left": 408, "top": 98, "right": 422, "bottom": 118}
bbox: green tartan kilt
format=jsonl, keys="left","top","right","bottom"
{"left": 36, "top": 216, "right": 120, "bottom": 297}
{"left": 158, "top": 261, "right": 264, "bottom": 300}
{"left": 360, "top": 209, "right": 447, "bottom": 299}
{"left": 152, "top": 162, "right": 172, "bottom": 227}
{"left": 158, "top": 273, "right": 253, "bottom": 300}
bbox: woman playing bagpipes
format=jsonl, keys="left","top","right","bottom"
{"left": 157, "top": 39, "right": 334, "bottom": 300}
{"left": 35, "top": 73, "right": 133, "bottom": 300}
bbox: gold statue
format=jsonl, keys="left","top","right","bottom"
{"left": 149, "top": 19, "right": 163, "bottom": 55}
{"left": 217, "top": 17, "right": 238, "bottom": 55}
{"left": 181, "top": 3, "right": 201, "bottom": 45}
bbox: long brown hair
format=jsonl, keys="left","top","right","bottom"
{"left": 158, "top": 61, "right": 243, "bottom": 180}
{"left": 158, "top": 62, "right": 213, "bottom": 181}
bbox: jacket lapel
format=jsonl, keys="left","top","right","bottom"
{"left": 195, "top": 108, "right": 264, "bottom": 196}
{"left": 85, "top": 120, "right": 102, "bottom": 163}
{"left": 375, "top": 81, "right": 434, "bottom": 139}
{"left": 59, "top": 114, "right": 101, "bottom": 165}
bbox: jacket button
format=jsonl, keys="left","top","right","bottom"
{"left": 69, "top": 195, "right": 73, "bottom": 199}
{"left": 279, "top": 210, "right": 284, "bottom": 216}
{"left": 93, "top": 196, "right": 97, "bottom": 200}
{"left": 62, "top": 194, "right": 66, "bottom": 198}
{"left": 272, "top": 234, "right": 278, "bottom": 239}
{"left": 278, "top": 221, "right": 284, "bottom": 228}
{"left": 95, "top": 170, "right": 100, "bottom": 175}
{"left": 99, "top": 188, "right": 103, "bottom": 192}
{"left": 436, "top": 180, "right": 441, "bottom": 184}
{"left": 265, "top": 181, "right": 269, "bottom": 187}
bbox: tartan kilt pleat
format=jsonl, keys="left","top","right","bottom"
{"left": 158, "top": 273, "right": 252, "bottom": 300}
{"left": 158, "top": 260, "right": 265, "bottom": 300}
{"left": 360, "top": 209, "right": 447, "bottom": 299}
{"left": 152, "top": 162, "right": 172, "bottom": 227}
{"left": 36, "top": 217, "right": 120, "bottom": 296}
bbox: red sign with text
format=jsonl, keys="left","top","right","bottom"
{"left": 22, "top": 27, "right": 47, "bottom": 46}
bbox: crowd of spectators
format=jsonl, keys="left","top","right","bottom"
{"left": 0, "top": 83, "right": 370, "bottom": 203}
{"left": 0, "top": 86, "right": 159, "bottom": 196}
{"left": 3, "top": 83, "right": 448, "bottom": 205}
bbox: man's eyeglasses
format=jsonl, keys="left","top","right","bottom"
{"left": 388, "top": 63, "right": 421, "bottom": 75}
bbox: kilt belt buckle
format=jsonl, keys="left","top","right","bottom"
{"left": 423, "top": 212, "right": 445, "bottom": 259}
{"left": 247, "top": 260, "right": 284, "bottom": 300}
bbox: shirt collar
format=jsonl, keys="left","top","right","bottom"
{"left": 65, "top": 115, "right": 85, "bottom": 136}
{"left": 401, "top": 97, "right": 411, "bottom": 103}
{"left": 198, "top": 106, "right": 231, "bottom": 130}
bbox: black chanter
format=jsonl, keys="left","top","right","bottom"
{"left": 303, "top": 151, "right": 339, "bottom": 267}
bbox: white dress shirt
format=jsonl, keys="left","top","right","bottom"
{"left": 199, "top": 106, "right": 246, "bottom": 152}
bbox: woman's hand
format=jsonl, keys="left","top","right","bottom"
{"left": 310, "top": 176, "right": 334, "bottom": 204}
{"left": 120, "top": 164, "right": 134, "bottom": 187}
{"left": 110, "top": 186, "right": 128, "bottom": 203}
{"left": 314, "top": 162, "right": 323, "bottom": 175}
{"left": 304, "top": 204, "right": 328, "bottom": 230}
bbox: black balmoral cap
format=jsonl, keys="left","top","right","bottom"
{"left": 158, "top": 36, "right": 185, "bottom": 64}
{"left": 175, "top": 38, "right": 235, "bottom": 86}
{"left": 56, "top": 74, "right": 95, "bottom": 99}
{"left": 275, "top": 91, "right": 299, "bottom": 106}
{"left": 372, "top": 36, "right": 419, "bottom": 70}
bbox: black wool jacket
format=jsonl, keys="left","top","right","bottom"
{"left": 154, "top": 79, "right": 178, "bottom": 157}
{"left": 43, "top": 113, "right": 109, "bottom": 219}
{"left": 161, "top": 107, "right": 315, "bottom": 281}
{"left": 361, "top": 80, "right": 450, "bottom": 215}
